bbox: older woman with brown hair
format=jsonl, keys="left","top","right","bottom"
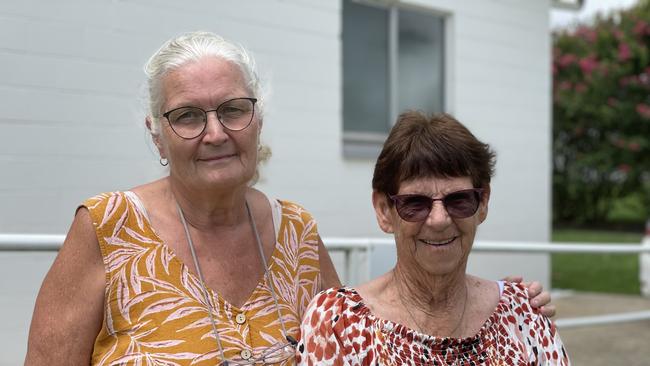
{"left": 25, "top": 32, "right": 554, "bottom": 366}
{"left": 298, "top": 112, "right": 569, "bottom": 365}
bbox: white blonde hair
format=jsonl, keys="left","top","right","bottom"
{"left": 144, "top": 31, "right": 265, "bottom": 134}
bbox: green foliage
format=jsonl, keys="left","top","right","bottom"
{"left": 551, "top": 229, "right": 643, "bottom": 294}
{"left": 553, "top": 0, "right": 650, "bottom": 226}
{"left": 552, "top": 253, "right": 640, "bottom": 293}
{"left": 552, "top": 228, "right": 643, "bottom": 242}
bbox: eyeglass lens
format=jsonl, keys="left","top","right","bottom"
{"left": 164, "top": 98, "right": 256, "bottom": 139}
{"left": 391, "top": 189, "right": 482, "bottom": 222}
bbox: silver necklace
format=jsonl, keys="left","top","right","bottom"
{"left": 176, "top": 199, "right": 296, "bottom": 365}
{"left": 396, "top": 274, "right": 469, "bottom": 338}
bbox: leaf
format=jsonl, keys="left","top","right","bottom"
{"left": 162, "top": 306, "right": 207, "bottom": 324}
{"left": 116, "top": 268, "right": 132, "bottom": 323}
{"left": 140, "top": 297, "right": 193, "bottom": 319}
{"left": 137, "top": 339, "right": 186, "bottom": 348}
{"left": 100, "top": 194, "right": 123, "bottom": 229}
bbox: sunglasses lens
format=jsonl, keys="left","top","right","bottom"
{"left": 444, "top": 190, "right": 480, "bottom": 218}
{"left": 395, "top": 195, "right": 432, "bottom": 222}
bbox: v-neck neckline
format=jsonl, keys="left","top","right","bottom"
{"left": 123, "top": 190, "right": 282, "bottom": 311}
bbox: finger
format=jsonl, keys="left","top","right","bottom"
{"left": 539, "top": 304, "right": 556, "bottom": 318}
{"left": 502, "top": 275, "right": 523, "bottom": 283}
{"left": 531, "top": 291, "right": 551, "bottom": 309}
{"left": 527, "top": 281, "right": 543, "bottom": 298}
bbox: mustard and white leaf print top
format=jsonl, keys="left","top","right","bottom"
{"left": 84, "top": 191, "right": 321, "bottom": 366}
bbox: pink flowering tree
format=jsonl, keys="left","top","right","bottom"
{"left": 553, "top": 0, "right": 650, "bottom": 226}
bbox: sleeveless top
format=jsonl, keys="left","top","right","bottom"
{"left": 298, "top": 282, "right": 570, "bottom": 365}
{"left": 83, "top": 191, "right": 321, "bottom": 365}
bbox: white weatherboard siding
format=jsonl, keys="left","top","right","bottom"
{"left": 386, "top": 0, "right": 552, "bottom": 287}
{"left": 0, "top": 0, "right": 551, "bottom": 364}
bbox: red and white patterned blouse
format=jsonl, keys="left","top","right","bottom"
{"left": 297, "top": 282, "right": 570, "bottom": 365}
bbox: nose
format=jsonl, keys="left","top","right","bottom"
{"left": 201, "top": 111, "right": 229, "bottom": 144}
{"left": 424, "top": 200, "right": 452, "bottom": 227}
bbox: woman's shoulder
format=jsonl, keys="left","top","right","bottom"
{"left": 500, "top": 281, "right": 535, "bottom": 311}
{"left": 274, "top": 198, "right": 311, "bottom": 215}
{"left": 491, "top": 280, "right": 544, "bottom": 326}
{"left": 245, "top": 186, "right": 315, "bottom": 219}
{"left": 81, "top": 190, "right": 151, "bottom": 229}
{"left": 270, "top": 198, "right": 319, "bottom": 228}
{"left": 83, "top": 178, "right": 165, "bottom": 206}
{"left": 301, "top": 286, "right": 373, "bottom": 346}
{"left": 82, "top": 191, "right": 129, "bottom": 208}
{"left": 305, "top": 287, "right": 366, "bottom": 320}
{"left": 311, "top": 286, "right": 362, "bottom": 306}
{"left": 496, "top": 283, "right": 569, "bottom": 363}
{"left": 298, "top": 287, "right": 375, "bottom": 364}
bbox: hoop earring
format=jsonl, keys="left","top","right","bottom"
{"left": 159, "top": 157, "right": 168, "bottom": 166}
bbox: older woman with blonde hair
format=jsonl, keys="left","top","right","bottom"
{"left": 25, "top": 31, "right": 340, "bottom": 365}
{"left": 25, "top": 32, "right": 554, "bottom": 366}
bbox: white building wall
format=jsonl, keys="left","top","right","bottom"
{"left": 257, "top": 0, "right": 552, "bottom": 287}
{"left": 0, "top": 0, "right": 551, "bottom": 363}
{"left": 420, "top": 0, "right": 553, "bottom": 287}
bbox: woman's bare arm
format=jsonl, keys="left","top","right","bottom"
{"left": 318, "top": 236, "right": 342, "bottom": 290}
{"left": 24, "top": 208, "right": 105, "bottom": 365}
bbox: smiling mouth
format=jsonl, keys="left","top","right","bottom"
{"left": 198, "top": 154, "right": 235, "bottom": 162}
{"left": 419, "top": 237, "right": 457, "bottom": 246}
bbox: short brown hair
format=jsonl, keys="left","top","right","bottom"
{"left": 372, "top": 112, "right": 496, "bottom": 197}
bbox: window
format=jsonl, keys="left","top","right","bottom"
{"left": 342, "top": 0, "right": 445, "bottom": 157}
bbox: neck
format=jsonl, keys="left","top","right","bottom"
{"left": 165, "top": 176, "right": 250, "bottom": 230}
{"left": 392, "top": 263, "right": 469, "bottom": 336}
{"left": 393, "top": 261, "right": 466, "bottom": 308}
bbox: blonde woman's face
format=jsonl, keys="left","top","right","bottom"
{"left": 154, "top": 57, "right": 260, "bottom": 191}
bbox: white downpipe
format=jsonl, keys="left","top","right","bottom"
{"left": 640, "top": 220, "right": 650, "bottom": 297}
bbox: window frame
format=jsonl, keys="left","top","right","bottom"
{"left": 342, "top": 0, "right": 449, "bottom": 158}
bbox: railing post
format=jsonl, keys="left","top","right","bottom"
{"left": 346, "top": 247, "right": 355, "bottom": 286}
{"left": 640, "top": 219, "right": 650, "bottom": 297}
{"left": 344, "top": 247, "right": 354, "bottom": 286}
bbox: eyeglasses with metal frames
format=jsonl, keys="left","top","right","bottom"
{"left": 162, "top": 97, "right": 258, "bottom": 139}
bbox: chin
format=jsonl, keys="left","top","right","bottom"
{"left": 416, "top": 255, "right": 466, "bottom": 276}
{"left": 200, "top": 168, "right": 254, "bottom": 186}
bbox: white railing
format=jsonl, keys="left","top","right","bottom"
{"left": 2, "top": 233, "right": 650, "bottom": 329}
{"left": 326, "top": 237, "right": 650, "bottom": 253}
{"left": 3, "top": 234, "right": 649, "bottom": 254}
{"left": 0, "top": 233, "right": 64, "bottom": 251}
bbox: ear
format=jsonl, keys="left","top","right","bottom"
{"left": 372, "top": 191, "right": 395, "bottom": 234}
{"left": 478, "top": 185, "right": 491, "bottom": 223}
{"left": 146, "top": 116, "right": 166, "bottom": 158}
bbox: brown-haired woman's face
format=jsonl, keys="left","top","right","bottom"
{"left": 374, "top": 176, "right": 489, "bottom": 276}
{"left": 154, "top": 57, "right": 260, "bottom": 190}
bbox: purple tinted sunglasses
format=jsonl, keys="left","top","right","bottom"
{"left": 388, "top": 188, "right": 484, "bottom": 222}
